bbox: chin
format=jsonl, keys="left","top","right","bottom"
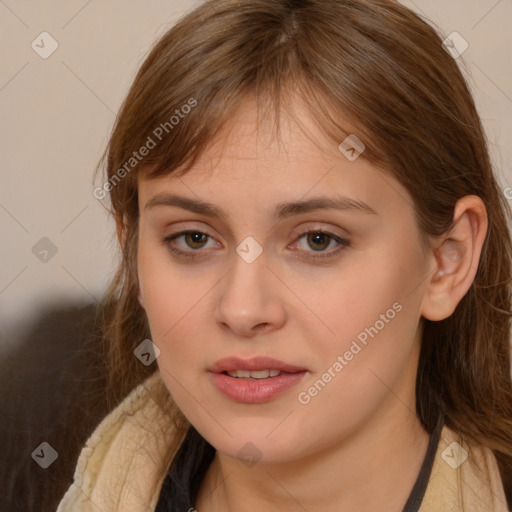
{"left": 202, "top": 423, "right": 308, "bottom": 466}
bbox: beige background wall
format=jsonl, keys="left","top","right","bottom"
{"left": 1, "top": 0, "right": 511, "bottom": 349}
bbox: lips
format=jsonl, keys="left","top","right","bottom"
{"left": 209, "top": 356, "right": 307, "bottom": 403}
{"left": 210, "top": 356, "right": 307, "bottom": 374}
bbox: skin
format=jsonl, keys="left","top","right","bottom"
{"left": 136, "top": 96, "right": 488, "bottom": 511}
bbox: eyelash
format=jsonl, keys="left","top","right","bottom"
{"left": 161, "top": 229, "right": 350, "bottom": 262}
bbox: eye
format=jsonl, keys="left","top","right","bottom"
{"left": 161, "top": 228, "right": 350, "bottom": 262}
{"left": 291, "top": 230, "right": 350, "bottom": 261}
{"left": 162, "top": 230, "right": 218, "bottom": 260}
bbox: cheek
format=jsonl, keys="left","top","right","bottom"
{"left": 304, "top": 245, "right": 424, "bottom": 380}
{"left": 305, "top": 263, "right": 403, "bottom": 345}
{"left": 137, "top": 242, "right": 213, "bottom": 379}
{"left": 138, "top": 241, "right": 189, "bottom": 340}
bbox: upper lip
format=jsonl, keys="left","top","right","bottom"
{"left": 210, "top": 356, "right": 306, "bottom": 373}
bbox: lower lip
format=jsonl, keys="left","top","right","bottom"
{"left": 209, "top": 371, "right": 307, "bottom": 403}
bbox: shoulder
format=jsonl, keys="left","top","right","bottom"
{"left": 420, "top": 424, "right": 509, "bottom": 511}
{"left": 57, "top": 371, "right": 185, "bottom": 512}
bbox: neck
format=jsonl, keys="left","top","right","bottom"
{"left": 195, "top": 401, "right": 431, "bottom": 512}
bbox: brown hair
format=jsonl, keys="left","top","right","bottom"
{"left": 94, "top": 0, "right": 512, "bottom": 501}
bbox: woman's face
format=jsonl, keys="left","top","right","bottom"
{"left": 137, "top": 98, "right": 433, "bottom": 464}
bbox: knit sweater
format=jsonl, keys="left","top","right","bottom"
{"left": 57, "top": 370, "right": 509, "bottom": 512}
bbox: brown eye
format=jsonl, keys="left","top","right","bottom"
{"left": 184, "top": 232, "right": 209, "bottom": 249}
{"left": 306, "top": 232, "right": 332, "bottom": 251}
{"left": 292, "top": 230, "right": 351, "bottom": 261}
{"left": 162, "top": 230, "right": 218, "bottom": 260}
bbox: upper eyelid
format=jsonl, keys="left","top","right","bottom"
{"left": 163, "top": 220, "right": 348, "bottom": 239}
{"left": 150, "top": 203, "right": 368, "bottom": 239}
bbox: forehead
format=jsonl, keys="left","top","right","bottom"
{"left": 183, "top": 97, "right": 341, "bottom": 176}
{"left": 140, "top": 99, "right": 333, "bottom": 185}
{"left": 137, "top": 98, "right": 413, "bottom": 224}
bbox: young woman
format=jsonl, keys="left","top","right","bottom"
{"left": 58, "top": 0, "right": 512, "bottom": 510}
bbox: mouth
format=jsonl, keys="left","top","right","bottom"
{"left": 224, "top": 369, "right": 283, "bottom": 379}
{"left": 209, "top": 355, "right": 307, "bottom": 374}
{"left": 209, "top": 356, "right": 308, "bottom": 403}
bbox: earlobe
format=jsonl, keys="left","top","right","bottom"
{"left": 138, "top": 289, "right": 145, "bottom": 308}
{"left": 421, "top": 195, "right": 488, "bottom": 321}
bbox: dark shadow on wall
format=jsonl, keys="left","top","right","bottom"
{"left": 0, "top": 302, "right": 112, "bottom": 512}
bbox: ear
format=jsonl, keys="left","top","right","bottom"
{"left": 421, "top": 195, "right": 488, "bottom": 321}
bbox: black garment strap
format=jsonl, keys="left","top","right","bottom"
{"left": 402, "top": 411, "right": 445, "bottom": 512}
{"left": 154, "top": 425, "right": 215, "bottom": 512}
{"left": 156, "top": 412, "right": 444, "bottom": 511}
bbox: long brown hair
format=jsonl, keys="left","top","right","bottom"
{"left": 93, "top": 0, "right": 512, "bottom": 501}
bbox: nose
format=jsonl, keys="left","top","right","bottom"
{"left": 214, "top": 253, "right": 286, "bottom": 338}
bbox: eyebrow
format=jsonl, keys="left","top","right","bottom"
{"left": 144, "top": 193, "right": 378, "bottom": 219}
